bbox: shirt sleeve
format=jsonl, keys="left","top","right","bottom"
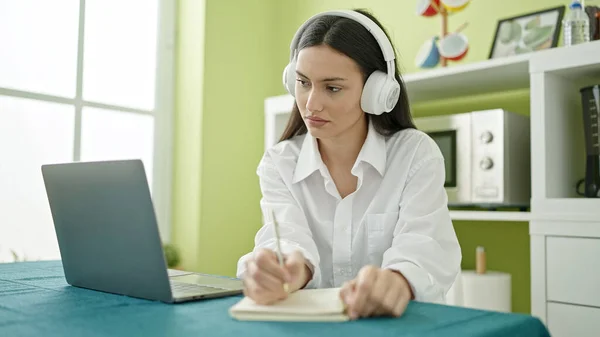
{"left": 236, "top": 151, "right": 322, "bottom": 289}
{"left": 381, "top": 145, "right": 462, "bottom": 304}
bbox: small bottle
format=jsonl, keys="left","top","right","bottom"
{"left": 476, "top": 246, "right": 486, "bottom": 274}
{"left": 563, "top": 0, "right": 591, "bottom": 46}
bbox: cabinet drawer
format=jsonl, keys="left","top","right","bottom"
{"left": 547, "top": 237, "right": 600, "bottom": 307}
{"left": 548, "top": 302, "right": 600, "bottom": 337}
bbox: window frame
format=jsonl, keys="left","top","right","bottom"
{"left": 0, "top": 0, "right": 176, "bottom": 247}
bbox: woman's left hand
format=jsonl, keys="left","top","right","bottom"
{"left": 339, "top": 265, "right": 413, "bottom": 320}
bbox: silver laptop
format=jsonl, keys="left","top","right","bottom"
{"left": 41, "top": 159, "right": 244, "bottom": 303}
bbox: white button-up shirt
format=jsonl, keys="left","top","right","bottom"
{"left": 237, "top": 120, "right": 461, "bottom": 304}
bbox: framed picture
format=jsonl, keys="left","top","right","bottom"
{"left": 489, "top": 6, "right": 566, "bottom": 59}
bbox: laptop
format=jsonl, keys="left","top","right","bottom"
{"left": 41, "top": 159, "right": 244, "bottom": 303}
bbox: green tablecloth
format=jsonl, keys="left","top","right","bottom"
{"left": 0, "top": 261, "right": 549, "bottom": 337}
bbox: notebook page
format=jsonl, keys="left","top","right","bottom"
{"left": 230, "top": 288, "right": 345, "bottom": 315}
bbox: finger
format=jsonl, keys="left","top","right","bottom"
{"left": 254, "top": 249, "right": 288, "bottom": 282}
{"left": 392, "top": 292, "right": 410, "bottom": 317}
{"left": 284, "top": 251, "right": 304, "bottom": 273}
{"left": 373, "top": 301, "right": 389, "bottom": 317}
{"left": 349, "top": 266, "right": 378, "bottom": 318}
{"left": 242, "top": 277, "right": 250, "bottom": 297}
{"left": 248, "top": 259, "right": 288, "bottom": 296}
{"left": 373, "top": 306, "right": 388, "bottom": 317}
{"left": 387, "top": 271, "right": 412, "bottom": 317}
{"left": 339, "top": 279, "right": 356, "bottom": 304}
{"left": 283, "top": 251, "right": 306, "bottom": 285}
{"left": 360, "top": 275, "right": 381, "bottom": 317}
{"left": 367, "top": 270, "right": 395, "bottom": 317}
{"left": 243, "top": 275, "right": 283, "bottom": 305}
{"left": 357, "top": 277, "right": 381, "bottom": 318}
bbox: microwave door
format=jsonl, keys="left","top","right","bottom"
{"left": 414, "top": 114, "right": 472, "bottom": 205}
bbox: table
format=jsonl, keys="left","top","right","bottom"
{"left": 0, "top": 261, "right": 549, "bottom": 337}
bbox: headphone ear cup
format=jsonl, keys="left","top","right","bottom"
{"left": 361, "top": 71, "right": 387, "bottom": 115}
{"left": 283, "top": 61, "right": 297, "bottom": 96}
{"left": 360, "top": 70, "right": 400, "bottom": 115}
{"left": 384, "top": 78, "right": 401, "bottom": 112}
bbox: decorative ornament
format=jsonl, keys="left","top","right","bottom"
{"left": 415, "top": 0, "right": 471, "bottom": 68}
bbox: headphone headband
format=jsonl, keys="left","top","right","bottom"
{"left": 283, "top": 9, "right": 401, "bottom": 115}
{"left": 289, "top": 9, "right": 396, "bottom": 77}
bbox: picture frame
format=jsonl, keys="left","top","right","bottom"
{"left": 489, "top": 6, "right": 566, "bottom": 59}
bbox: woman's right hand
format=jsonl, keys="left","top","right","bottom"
{"left": 243, "top": 248, "right": 312, "bottom": 305}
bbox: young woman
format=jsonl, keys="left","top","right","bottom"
{"left": 236, "top": 9, "right": 461, "bottom": 319}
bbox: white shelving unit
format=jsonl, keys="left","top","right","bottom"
{"left": 527, "top": 41, "right": 600, "bottom": 337}
{"left": 529, "top": 40, "right": 600, "bottom": 219}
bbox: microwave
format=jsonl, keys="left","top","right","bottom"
{"left": 414, "top": 109, "right": 531, "bottom": 208}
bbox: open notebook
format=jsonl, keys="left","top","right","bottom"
{"left": 229, "top": 287, "right": 349, "bottom": 322}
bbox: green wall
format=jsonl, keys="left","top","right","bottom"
{"left": 173, "top": 0, "right": 569, "bottom": 314}
{"left": 173, "top": 0, "right": 287, "bottom": 277}
{"left": 197, "top": 0, "right": 287, "bottom": 277}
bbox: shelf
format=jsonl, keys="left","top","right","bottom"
{"left": 449, "top": 210, "right": 531, "bottom": 222}
{"left": 531, "top": 198, "right": 600, "bottom": 222}
{"left": 529, "top": 40, "right": 600, "bottom": 208}
{"left": 403, "top": 53, "right": 531, "bottom": 103}
{"left": 530, "top": 40, "right": 600, "bottom": 78}
{"left": 530, "top": 218, "right": 600, "bottom": 237}
{"left": 264, "top": 94, "right": 295, "bottom": 116}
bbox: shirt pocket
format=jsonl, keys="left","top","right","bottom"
{"left": 365, "top": 211, "right": 398, "bottom": 262}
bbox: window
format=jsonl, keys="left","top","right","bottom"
{"left": 0, "top": 0, "right": 175, "bottom": 262}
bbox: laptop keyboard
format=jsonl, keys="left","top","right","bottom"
{"left": 170, "top": 280, "right": 228, "bottom": 297}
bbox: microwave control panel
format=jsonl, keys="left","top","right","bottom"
{"left": 470, "top": 110, "right": 504, "bottom": 202}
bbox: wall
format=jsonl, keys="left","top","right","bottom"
{"left": 172, "top": 0, "right": 285, "bottom": 277}
{"left": 199, "top": 0, "right": 288, "bottom": 277}
{"left": 173, "top": 0, "right": 571, "bottom": 314}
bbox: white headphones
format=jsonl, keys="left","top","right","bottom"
{"left": 282, "top": 10, "right": 401, "bottom": 115}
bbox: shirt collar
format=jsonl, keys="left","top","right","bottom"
{"left": 292, "top": 119, "right": 387, "bottom": 184}
{"left": 292, "top": 134, "right": 322, "bottom": 184}
{"left": 353, "top": 119, "right": 387, "bottom": 177}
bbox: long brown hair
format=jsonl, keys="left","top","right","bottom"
{"left": 279, "top": 9, "right": 415, "bottom": 142}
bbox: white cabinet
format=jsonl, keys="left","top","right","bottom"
{"left": 531, "top": 220, "right": 600, "bottom": 335}
{"left": 547, "top": 236, "right": 600, "bottom": 308}
{"left": 547, "top": 303, "right": 600, "bottom": 337}
{"left": 528, "top": 40, "right": 600, "bottom": 336}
